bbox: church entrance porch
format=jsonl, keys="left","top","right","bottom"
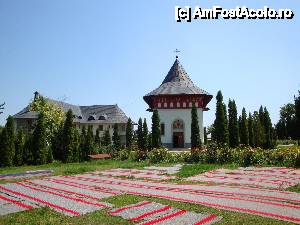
{"left": 173, "top": 132, "right": 184, "bottom": 148}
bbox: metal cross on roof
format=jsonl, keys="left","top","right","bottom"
{"left": 174, "top": 49, "right": 180, "bottom": 58}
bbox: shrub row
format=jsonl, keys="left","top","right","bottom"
{"left": 116, "top": 144, "right": 300, "bottom": 168}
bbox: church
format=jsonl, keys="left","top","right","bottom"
{"left": 143, "top": 56, "right": 213, "bottom": 148}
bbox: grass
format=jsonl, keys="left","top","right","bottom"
{"left": 0, "top": 160, "right": 299, "bottom": 224}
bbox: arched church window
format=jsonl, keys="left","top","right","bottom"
{"left": 173, "top": 119, "right": 184, "bottom": 129}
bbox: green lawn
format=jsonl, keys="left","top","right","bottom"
{"left": 0, "top": 160, "right": 299, "bottom": 225}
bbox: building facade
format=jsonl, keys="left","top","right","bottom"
{"left": 13, "top": 94, "right": 129, "bottom": 144}
{"left": 143, "top": 57, "right": 212, "bottom": 148}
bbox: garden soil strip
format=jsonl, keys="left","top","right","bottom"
{"left": 26, "top": 179, "right": 117, "bottom": 200}
{"left": 97, "top": 168, "right": 176, "bottom": 180}
{"left": 56, "top": 175, "right": 300, "bottom": 223}
{"left": 186, "top": 168, "right": 300, "bottom": 189}
{"left": 0, "top": 170, "right": 53, "bottom": 181}
{"left": 75, "top": 174, "right": 300, "bottom": 205}
{"left": 0, "top": 192, "right": 38, "bottom": 216}
{"left": 109, "top": 201, "right": 222, "bottom": 225}
{"left": 0, "top": 182, "right": 112, "bottom": 216}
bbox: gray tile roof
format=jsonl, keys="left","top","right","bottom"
{"left": 145, "top": 58, "right": 211, "bottom": 96}
{"left": 13, "top": 98, "right": 128, "bottom": 124}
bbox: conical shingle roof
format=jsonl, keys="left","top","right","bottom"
{"left": 144, "top": 57, "right": 211, "bottom": 96}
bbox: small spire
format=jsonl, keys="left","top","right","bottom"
{"left": 174, "top": 49, "right": 180, "bottom": 59}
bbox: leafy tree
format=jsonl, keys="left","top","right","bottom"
{"left": 125, "top": 118, "right": 133, "bottom": 148}
{"left": 213, "top": 91, "right": 229, "bottom": 146}
{"left": 0, "top": 116, "right": 15, "bottom": 167}
{"left": 151, "top": 109, "right": 161, "bottom": 148}
{"left": 228, "top": 99, "right": 239, "bottom": 148}
{"left": 248, "top": 112, "right": 254, "bottom": 147}
{"left": 142, "top": 118, "right": 149, "bottom": 150}
{"left": 61, "top": 110, "right": 76, "bottom": 163}
{"left": 95, "top": 128, "right": 101, "bottom": 148}
{"left": 191, "top": 103, "right": 201, "bottom": 149}
{"left": 32, "top": 113, "right": 48, "bottom": 165}
{"left": 14, "top": 129, "right": 25, "bottom": 166}
{"left": 204, "top": 127, "right": 208, "bottom": 145}
{"left": 276, "top": 103, "right": 296, "bottom": 139}
{"left": 240, "top": 108, "right": 249, "bottom": 145}
{"left": 103, "top": 129, "right": 111, "bottom": 147}
{"left": 112, "top": 124, "right": 121, "bottom": 150}
{"left": 295, "top": 91, "right": 300, "bottom": 143}
{"left": 29, "top": 93, "right": 65, "bottom": 143}
{"left": 137, "top": 118, "right": 143, "bottom": 150}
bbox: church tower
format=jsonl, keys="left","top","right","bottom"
{"left": 143, "top": 56, "right": 213, "bottom": 148}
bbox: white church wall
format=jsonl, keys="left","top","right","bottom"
{"left": 158, "top": 108, "right": 204, "bottom": 148}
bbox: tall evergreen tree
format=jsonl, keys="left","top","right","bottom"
{"left": 294, "top": 91, "right": 300, "bottom": 144}
{"left": 14, "top": 129, "right": 25, "bottom": 166}
{"left": 151, "top": 109, "right": 161, "bottom": 148}
{"left": 51, "top": 122, "right": 63, "bottom": 161}
{"left": 61, "top": 110, "right": 76, "bottom": 163}
{"left": 228, "top": 99, "right": 239, "bottom": 148}
{"left": 23, "top": 133, "right": 33, "bottom": 165}
{"left": 32, "top": 113, "right": 47, "bottom": 165}
{"left": 204, "top": 127, "right": 208, "bottom": 145}
{"left": 240, "top": 108, "right": 249, "bottom": 145}
{"left": 213, "top": 91, "right": 229, "bottom": 146}
{"left": 80, "top": 126, "right": 86, "bottom": 161}
{"left": 95, "top": 128, "right": 101, "bottom": 149}
{"left": 84, "top": 125, "right": 94, "bottom": 159}
{"left": 248, "top": 112, "right": 254, "bottom": 147}
{"left": 112, "top": 123, "right": 121, "bottom": 150}
{"left": 263, "top": 107, "right": 273, "bottom": 148}
{"left": 253, "top": 111, "right": 264, "bottom": 147}
{"left": 72, "top": 129, "right": 80, "bottom": 162}
{"left": 191, "top": 103, "right": 201, "bottom": 149}
{"left": 125, "top": 118, "right": 133, "bottom": 148}
{"left": 103, "top": 129, "right": 111, "bottom": 147}
{"left": 137, "top": 118, "right": 143, "bottom": 150}
{"left": 0, "top": 116, "right": 15, "bottom": 167}
{"left": 142, "top": 118, "right": 149, "bottom": 150}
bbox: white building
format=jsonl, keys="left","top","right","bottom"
{"left": 13, "top": 93, "right": 129, "bottom": 144}
{"left": 143, "top": 56, "right": 213, "bottom": 148}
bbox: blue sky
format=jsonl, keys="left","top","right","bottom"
{"left": 0, "top": 0, "right": 299, "bottom": 127}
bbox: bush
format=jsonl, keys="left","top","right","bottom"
{"left": 147, "top": 148, "right": 168, "bottom": 163}
{"left": 118, "top": 149, "right": 130, "bottom": 160}
{"left": 206, "top": 143, "right": 218, "bottom": 163}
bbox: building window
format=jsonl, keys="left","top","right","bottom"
{"left": 121, "top": 124, "right": 126, "bottom": 132}
{"left": 177, "top": 102, "right": 180, "bottom": 107}
{"left": 183, "top": 102, "right": 186, "bottom": 107}
{"left": 88, "top": 115, "right": 95, "bottom": 121}
{"left": 158, "top": 103, "right": 161, "bottom": 108}
{"left": 160, "top": 123, "right": 165, "bottom": 135}
{"left": 164, "top": 102, "right": 167, "bottom": 108}
{"left": 195, "top": 102, "right": 198, "bottom": 107}
{"left": 98, "top": 125, "right": 103, "bottom": 131}
{"left": 170, "top": 102, "right": 173, "bottom": 108}
{"left": 189, "top": 102, "right": 193, "bottom": 107}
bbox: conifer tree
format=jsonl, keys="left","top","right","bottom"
{"left": 80, "top": 126, "right": 86, "bottom": 161}
{"left": 23, "top": 133, "right": 34, "bottom": 165}
{"left": 61, "top": 110, "right": 75, "bottom": 163}
{"left": 204, "top": 127, "right": 208, "bottom": 145}
{"left": 137, "top": 118, "right": 143, "bottom": 150}
{"left": 263, "top": 107, "right": 273, "bottom": 148}
{"left": 0, "top": 116, "right": 15, "bottom": 167}
{"left": 84, "top": 125, "right": 94, "bottom": 159}
{"left": 14, "top": 129, "right": 25, "bottom": 166}
{"left": 142, "top": 118, "right": 148, "bottom": 150}
{"left": 213, "top": 91, "right": 229, "bottom": 146}
{"left": 103, "top": 129, "right": 111, "bottom": 147}
{"left": 228, "top": 99, "right": 239, "bottom": 148}
{"left": 259, "top": 106, "right": 266, "bottom": 144}
{"left": 295, "top": 91, "right": 300, "bottom": 144}
{"left": 240, "top": 108, "right": 249, "bottom": 145}
{"left": 253, "top": 111, "right": 264, "bottom": 147}
{"left": 72, "top": 129, "right": 80, "bottom": 162}
{"left": 51, "top": 122, "right": 63, "bottom": 161}
{"left": 125, "top": 118, "right": 133, "bottom": 148}
{"left": 248, "top": 112, "right": 254, "bottom": 147}
{"left": 32, "top": 113, "right": 47, "bottom": 165}
{"left": 95, "top": 128, "right": 101, "bottom": 149}
{"left": 191, "top": 103, "right": 201, "bottom": 149}
{"left": 112, "top": 123, "right": 121, "bottom": 150}
{"left": 151, "top": 110, "right": 161, "bottom": 148}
